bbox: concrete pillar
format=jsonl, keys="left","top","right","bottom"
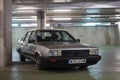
{"left": 37, "top": 10, "right": 46, "bottom": 29}
{"left": 0, "top": 0, "right": 12, "bottom": 67}
{"left": 113, "top": 24, "right": 119, "bottom": 46}
{"left": 117, "top": 22, "right": 120, "bottom": 45}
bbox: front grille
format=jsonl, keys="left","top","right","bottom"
{"left": 62, "top": 50, "right": 89, "bottom": 57}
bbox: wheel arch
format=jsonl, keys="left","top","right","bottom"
{"left": 35, "top": 50, "right": 41, "bottom": 58}
{"left": 16, "top": 48, "right": 21, "bottom": 53}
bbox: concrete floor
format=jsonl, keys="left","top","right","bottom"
{"left": 0, "top": 46, "right": 120, "bottom": 80}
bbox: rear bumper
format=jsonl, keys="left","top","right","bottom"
{"left": 40, "top": 55, "right": 101, "bottom": 67}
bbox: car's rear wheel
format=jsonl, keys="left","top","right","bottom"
{"left": 19, "top": 54, "right": 26, "bottom": 62}
{"left": 35, "top": 54, "right": 45, "bottom": 70}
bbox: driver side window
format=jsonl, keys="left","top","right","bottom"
{"left": 61, "top": 32, "right": 73, "bottom": 41}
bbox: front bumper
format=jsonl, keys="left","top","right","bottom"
{"left": 40, "top": 55, "right": 101, "bottom": 67}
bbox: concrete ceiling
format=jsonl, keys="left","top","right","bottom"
{"left": 12, "top": 0, "right": 120, "bottom": 27}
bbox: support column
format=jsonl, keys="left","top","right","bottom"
{"left": 37, "top": 10, "right": 46, "bottom": 29}
{"left": 0, "top": 0, "right": 12, "bottom": 67}
{"left": 117, "top": 22, "right": 120, "bottom": 45}
{"left": 114, "top": 24, "right": 119, "bottom": 46}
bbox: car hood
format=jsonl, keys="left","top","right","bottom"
{"left": 38, "top": 42, "right": 97, "bottom": 50}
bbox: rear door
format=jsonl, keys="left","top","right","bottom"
{"left": 27, "top": 31, "right": 36, "bottom": 56}
{"left": 22, "top": 31, "right": 32, "bottom": 53}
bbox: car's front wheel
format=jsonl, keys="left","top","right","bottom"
{"left": 78, "top": 65, "right": 88, "bottom": 70}
{"left": 35, "top": 54, "right": 45, "bottom": 70}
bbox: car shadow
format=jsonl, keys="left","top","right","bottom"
{"left": 11, "top": 61, "right": 95, "bottom": 80}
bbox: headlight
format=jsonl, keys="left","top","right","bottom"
{"left": 89, "top": 49, "right": 98, "bottom": 55}
{"left": 49, "top": 50, "right": 61, "bottom": 56}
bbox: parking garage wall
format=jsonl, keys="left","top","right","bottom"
{"left": 54, "top": 25, "right": 119, "bottom": 46}
{"left": 12, "top": 27, "right": 37, "bottom": 47}
{"left": 12, "top": 25, "right": 119, "bottom": 47}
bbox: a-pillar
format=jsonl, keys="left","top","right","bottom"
{"left": 0, "top": 0, "right": 12, "bottom": 67}
{"left": 37, "top": 10, "right": 46, "bottom": 29}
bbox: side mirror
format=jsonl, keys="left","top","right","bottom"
{"left": 76, "top": 39, "right": 80, "bottom": 43}
{"left": 28, "top": 39, "right": 35, "bottom": 43}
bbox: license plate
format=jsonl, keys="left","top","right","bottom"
{"left": 68, "top": 59, "right": 86, "bottom": 64}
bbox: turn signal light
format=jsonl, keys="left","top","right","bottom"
{"left": 49, "top": 59, "right": 57, "bottom": 62}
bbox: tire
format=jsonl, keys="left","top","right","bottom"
{"left": 35, "top": 54, "right": 45, "bottom": 70}
{"left": 79, "top": 65, "right": 88, "bottom": 70}
{"left": 19, "top": 54, "right": 26, "bottom": 62}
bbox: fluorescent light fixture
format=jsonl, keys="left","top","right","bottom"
{"left": 115, "top": 15, "right": 120, "bottom": 17}
{"left": 86, "top": 9, "right": 100, "bottom": 13}
{"left": 109, "top": 16, "right": 120, "bottom": 19}
{"left": 12, "top": 23, "right": 37, "bottom": 27}
{"left": 53, "top": 9, "right": 71, "bottom": 12}
{"left": 12, "top": 10, "right": 35, "bottom": 13}
{"left": 12, "top": 24, "right": 18, "bottom": 27}
{"left": 85, "top": 17, "right": 91, "bottom": 19}
{"left": 90, "top": 4, "right": 116, "bottom": 8}
{"left": 83, "top": 23, "right": 111, "bottom": 26}
{"left": 53, "top": 0, "right": 71, "bottom": 2}
{"left": 30, "top": 23, "right": 37, "bottom": 26}
{"left": 109, "top": 15, "right": 120, "bottom": 19}
{"left": 12, "top": 18, "right": 37, "bottom": 21}
{"left": 17, "top": 6, "right": 38, "bottom": 10}
{"left": 87, "top": 15, "right": 101, "bottom": 17}
{"left": 83, "top": 23, "right": 101, "bottom": 26}
{"left": 46, "top": 23, "right": 50, "bottom": 27}
{"left": 21, "top": 24, "right": 30, "bottom": 27}
{"left": 31, "top": 16, "right": 37, "bottom": 19}
{"left": 52, "top": 18, "right": 71, "bottom": 20}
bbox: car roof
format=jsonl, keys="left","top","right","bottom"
{"left": 28, "top": 29, "right": 66, "bottom": 32}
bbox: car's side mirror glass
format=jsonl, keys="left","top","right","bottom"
{"left": 76, "top": 39, "right": 80, "bottom": 43}
{"left": 28, "top": 39, "right": 35, "bottom": 43}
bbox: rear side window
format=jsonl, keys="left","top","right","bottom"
{"left": 29, "top": 31, "right": 36, "bottom": 40}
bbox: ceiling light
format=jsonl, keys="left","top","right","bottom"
{"left": 88, "top": 15, "right": 101, "bottom": 17}
{"left": 53, "top": 9, "right": 71, "bottom": 12}
{"left": 52, "top": 18, "right": 71, "bottom": 20}
{"left": 31, "top": 16, "right": 37, "bottom": 19}
{"left": 17, "top": 6, "right": 38, "bottom": 10}
{"left": 12, "top": 24, "right": 18, "bottom": 27}
{"left": 90, "top": 4, "right": 116, "bottom": 8}
{"left": 83, "top": 23, "right": 101, "bottom": 26}
{"left": 109, "top": 17, "right": 120, "bottom": 19}
{"left": 53, "top": 0, "right": 71, "bottom": 2}
{"left": 115, "top": 15, "right": 120, "bottom": 17}
{"left": 85, "top": 17, "right": 91, "bottom": 19}
{"left": 12, "top": 10, "right": 35, "bottom": 13}
{"left": 12, "top": 19, "right": 37, "bottom": 21}
{"left": 86, "top": 9, "right": 100, "bottom": 13}
{"left": 30, "top": 23, "right": 37, "bottom": 26}
{"left": 46, "top": 23, "right": 50, "bottom": 27}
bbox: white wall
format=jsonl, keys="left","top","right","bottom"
{"left": 12, "top": 27, "right": 37, "bottom": 47}
{"left": 54, "top": 25, "right": 119, "bottom": 46}
{"left": 12, "top": 25, "right": 119, "bottom": 47}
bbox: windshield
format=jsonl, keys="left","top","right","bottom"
{"left": 36, "top": 30, "right": 76, "bottom": 42}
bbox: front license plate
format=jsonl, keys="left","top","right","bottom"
{"left": 68, "top": 59, "right": 86, "bottom": 64}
